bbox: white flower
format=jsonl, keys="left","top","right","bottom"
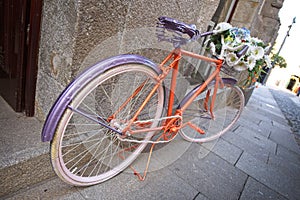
{"left": 247, "top": 56, "right": 256, "bottom": 71}
{"left": 226, "top": 43, "right": 246, "bottom": 52}
{"left": 250, "top": 46, "right": 264, "bottom": 59}
{"left": 213, "top": 22, "right": 232, "bottom": 34}
{"left": 208, "top": 22, "right": 270, "bottom": 75}
{"left": 209, "top": 42, "right": 216, "bottom": 55}
{"left": 264, "top": 44, "right": 271, "bottom": 53}
{"left": 264, "top": 55, "right": 272, "bottom": 68}
{"left": 250, "top": 37, "right": 263, "bottom": 44}
{"left": 234, "top": 61, "right": 248, "bottom": 71}
{"left": 226, "top": 52, "right": 239, "bottom": 66}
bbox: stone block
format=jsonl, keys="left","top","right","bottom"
{"left": 35, "top": 71, "right": 66, "bottom": 121}
{"left": 272, "top": 120, "right": 292, "bottom": 132}
{"left": 236, "top": 117, "right": 271, "bottom": 138}
{"left": 0, "top": 154, "right": 54, "bottom": 198}
{"left": 261, "top": 0, "right": 282, "bottom": 19}
{"left": 38, "top": 0, "right": 77, "bottom": 81}
{"left": 267, "top": 152, "right": 300, "bottom": 179}
{"left": 240, "top": 177, "right": 287, "bottom": 200}
{"left": 169, "top": 144, "right": 247, "bottom": 200}
{"left": 236, "top": 152, "right": 300, "bottom": 199}
{"left": 0, "top": 96, "right": 21, "bottom": 120}
{"left": 235, "top": 126, "right": 277, "bottom": 154}
{"left": 0, "top": 117, "right": 46, "bottom": 168}
{"left": 202, "top": 138, "right": 243, "bottom": 165}
{"left": 276, "top": 145, "right": 300, "bottom": 164}
{"left": 270, "top": 128, "right": 300, "bottom": 154}
{"left": 231, "top": 0, "right": 260, "bottom": 28}
{"left": 79, "top": 166, "right": 198, "bottom": 200}
{"left": 222, "top": 131, "right": 270, "bottom": 163}
{"left": 6, "top": 177, "right": 83, "bottom": 200}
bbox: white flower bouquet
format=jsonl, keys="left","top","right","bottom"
{"left": 207, "top": 22, "right": 272, "bottom": 86}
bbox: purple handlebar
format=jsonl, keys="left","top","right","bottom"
{"left": 157, "top": 16, "right": 214, "bottom": 39}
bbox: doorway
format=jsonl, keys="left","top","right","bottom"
{"left": 0, "top": 0, "right": 43, "bottom": 116}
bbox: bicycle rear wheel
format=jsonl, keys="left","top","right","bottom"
{"left": 180, "top": 81, "right": 244, "bottom": 143}
{"left": 50, "top": 62, "right": 164, "bottom": 186}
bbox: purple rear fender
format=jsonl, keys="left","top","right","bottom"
{"left": 41, "top": 54, "right": 161, "bottom": 142}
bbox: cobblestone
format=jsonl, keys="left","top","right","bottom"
{"left": 269, "top": 89, "right": 300, "bottom": 135}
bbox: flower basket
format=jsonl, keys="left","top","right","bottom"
{"left": 206, "top": 22, "right": 272, "bottom": 87}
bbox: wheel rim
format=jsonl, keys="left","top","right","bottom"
{"left": 180, "top": 84, "right": 244, "bottom": 143}
{"left": 51, "top": 64, "right": 164, "bottom": 185}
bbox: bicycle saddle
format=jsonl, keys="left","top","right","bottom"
{"left": 158, "top": 16, "right": 200, "bottom": 39}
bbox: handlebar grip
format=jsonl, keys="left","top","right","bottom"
{"left": 200, "top": 31, "right": 214, "bottom": 37}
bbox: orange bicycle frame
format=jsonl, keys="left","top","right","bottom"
{"left": 116, "top": 47, "right": 224, "bottom": 136}
{"left": 115, "top": 48, "right": 224, "bottom": 181}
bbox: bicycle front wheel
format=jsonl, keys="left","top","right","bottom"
{"left": 50, "top": 62, "right": 165, "bottom": 186}
{"left": 180, "top": 81, "right": 244, "bottom": 143}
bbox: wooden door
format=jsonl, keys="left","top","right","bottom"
{"left": 0, "top": 0, "right": 42, "bottom": 116}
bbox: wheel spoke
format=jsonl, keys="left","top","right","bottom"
{"left": 50, "top": 63, "right": 164, "bottom": 185}
{"left": 180, "top": 83, "right": 244, "bottom": 142}
{"left": 68, "top": 105, "right": 123, "bottom": 135}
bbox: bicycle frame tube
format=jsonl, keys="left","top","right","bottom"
{"left": 150, "top": 48, "right": 223, "bottom": 118}
{"left": 122, "top": 48, "right": 224, "bottom": 136}
{"left": 121, "top": 50, "right": 181, "bottom": 135}
{"left": 167, "top": 52, "right": 181, "bottom": 117}
{"left": 176, "top": 49, "right": 223, "bottom": 113}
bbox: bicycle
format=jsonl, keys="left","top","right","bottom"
{"left": 41, "top": 16, "right": 245, "bottom": 186}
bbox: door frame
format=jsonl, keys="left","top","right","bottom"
{"left": 24, "top": 0, "right": 43, "bottom": 116}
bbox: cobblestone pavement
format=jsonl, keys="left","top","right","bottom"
{"left": 269, "top": 88, "right": 300, "bottom": 143}
{"left": 269, "top": 88, "right": 300, "bottom": 134}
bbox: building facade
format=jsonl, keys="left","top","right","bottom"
{"left": 35, "top": 0, "right": 221, "bottom": 120}
{"left": 212, "top": 0, "right": 283, "bottom": 102}
{"left": 0, "top": 0, "right": 283, "bottom": 119}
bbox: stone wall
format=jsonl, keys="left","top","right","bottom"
{"left": 212, "top": 0, "right": 282, "bottom": 60}
{"left": 250, "top": 0, "right": 283, "bottom": 48}
{"left": 231, "top": 0, "right": 282, "bottom": 47}
{"left": 212, "top": 0, "right": 283, "bottom": 104}
{"left": 36, "top": 0, "right": 220, "bottom": 120}
{"left": 232, "top": 0, "right": 283, "bottom": 103}
{"left": 35, "top": 0, "right": 79, "bottom": 119}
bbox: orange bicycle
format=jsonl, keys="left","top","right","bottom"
{"left": 42, "top": 17, "right": 245, "bottom": 186}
